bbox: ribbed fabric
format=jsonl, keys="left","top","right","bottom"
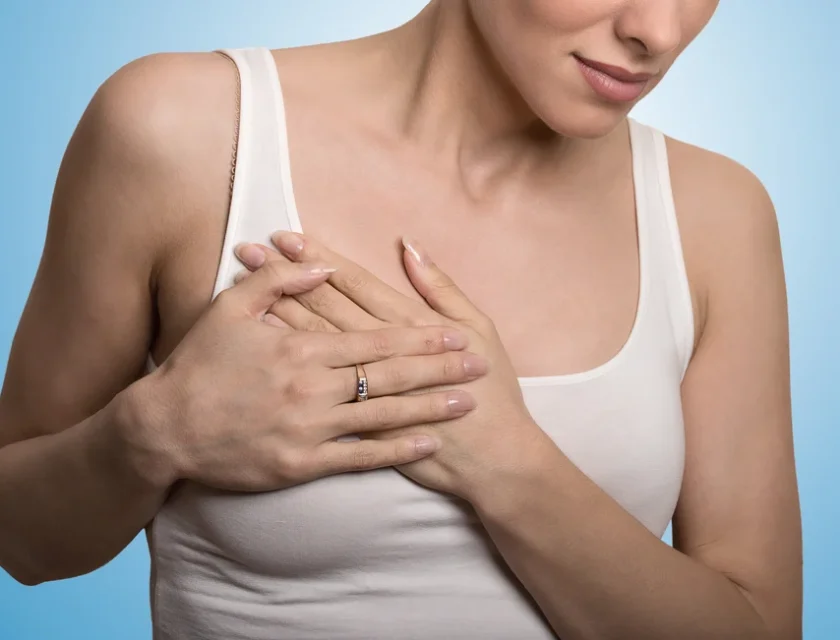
{"left": 146, "top": 46, "right": 694, "bottom": 640}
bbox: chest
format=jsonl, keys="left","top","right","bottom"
{"left": 281, "top": 124, "right": 642, "bottom": 379}
{"left": 154, "top": 112, "right": 641, "bottom": 383}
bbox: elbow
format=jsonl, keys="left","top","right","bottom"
{"left": 0, "top": 552, "right": 87, "bottom": 587}
{"left": 3, "top": 562, "right": 47, "bottom": 587}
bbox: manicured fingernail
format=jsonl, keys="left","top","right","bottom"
{"left": 261, "top": 313, "right": 288, "bottom": 328}
{"left": 443, "top": 330, "right": 468, "bottom": 350}
{"left": 447, "top": 390, "right": 476, "bottom": 414}
{"left": 234, "top": 243, "right": 266, "bottom": 268}
{"left": 414, "top": 436, "right": 440, "bottom": 455}
{"left": 272, "top": 231, "right": 305, "bottom": 257}
{"left": 305, "top": 265, "right": 338, "bottom": 277}
{"left": 462, "top": 353, "right": 488, "bottom": 379}
{"left": 402, "top": 236, "right": 429, "bottom": 267}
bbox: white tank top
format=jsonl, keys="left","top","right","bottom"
{"left": 146, "top": 46, "right": 694, "bottom": 640}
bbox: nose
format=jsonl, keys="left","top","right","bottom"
{"left": 615, "top": 0, "right": 682, "bottom": 57}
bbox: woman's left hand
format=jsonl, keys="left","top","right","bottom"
{"left": 234, "top": 231, "right": 556, "bottom": 503}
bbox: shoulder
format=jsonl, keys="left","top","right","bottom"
{"left": 88, "top": 51, "right": 238, "bottom": 154}
{"left": 70, "top": 51, "right": 240, "bottom": 265}
{"left": 662, "top": 134, "right": 782, "bottom": 346}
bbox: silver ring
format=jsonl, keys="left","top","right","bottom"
{"left": 355, "top": 363, "right": 369, "bottom": 402}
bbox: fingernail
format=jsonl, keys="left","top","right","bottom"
{"left": 402, "top": 236, "right": 429, "bottom": 267}
{"left": 261, "top": 313, "right": 288, "bottom": 328}
{"left": 462, "top": 353, "right": 488, "bottom": 379}
{"left": 443, "top": 330, "right": 468, "bottom": 350}
{"left": 447, "top": 390, "right": 476, "bottom": 414}
{"left": 305, "top": 264, "right": 338, "bottom": 277}
{"left": 272, "top": 231, "right": 305, "bottom": 257}
{"left": 233, "top": 269, "right": 250, "bottom": 283}
{"left": 414, "top": 436, "right": 440, "bottom": 455}
{"left": 234, "top": 243, "right": 266, "bottom": 268}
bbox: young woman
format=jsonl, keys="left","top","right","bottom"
{"left": 0, "top": 1, "right": 802, "bottom": 638}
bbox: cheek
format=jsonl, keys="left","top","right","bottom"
{"left": 524, "top": 0, "right": 625, "bottom": 30}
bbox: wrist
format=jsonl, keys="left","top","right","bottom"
{"left": 468, "top": 426, "right": 562, "bottom": 522}
{"left": 108, "top": 372, "right": 182, "bottom": 490}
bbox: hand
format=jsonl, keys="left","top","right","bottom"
{"left": 235, "top": 232, "right": 555, "bottom": 503}
{"left": 139, "top": 257, "right": 488, "bottom": 493}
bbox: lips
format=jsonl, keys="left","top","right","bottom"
{"left": 573, "top": 54, "right": 656, "bottom": 83}
{"left": 573, "top": 54, "right": 655, "bottom": 103}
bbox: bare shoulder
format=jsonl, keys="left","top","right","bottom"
{"left": 90, "top": 51, "right": 244, "bottom": 351}
{"left": 663, "top": 135, "right": 783, "bottom": 347}
{"left": 0, "top": 51, "right": 239, "bottom": 443}
{"left": 81, "top": 51, "right": 239, "bottom": 253}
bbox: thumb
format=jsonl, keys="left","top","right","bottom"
{"left": 401, "top": 236, "right": 478, "bottom": 323}
{"left": 226, "top": 259, "right": 337, "bottom": 317}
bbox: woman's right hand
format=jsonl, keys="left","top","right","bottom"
{"left": 135, "top": 258, "right": 486, "bottom": 493}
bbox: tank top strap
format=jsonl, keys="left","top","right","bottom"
{"left": 628, "top": 118, "right": 695, "bottom": 380}
{"left": 211, "top": 46, "right": 297, "bottom": 299}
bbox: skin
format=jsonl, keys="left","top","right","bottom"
{"left": 0, "top": 0, "right": 800, "bottom": 638}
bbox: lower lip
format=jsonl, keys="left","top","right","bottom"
{"left": 575, "top": 57, "right": 648, "bottom": 103}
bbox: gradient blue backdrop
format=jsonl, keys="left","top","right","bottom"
{"left": 1, "top": 2, "right": 837, "bottom": 639}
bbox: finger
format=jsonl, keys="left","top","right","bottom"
{"left": 313, "top": 435, "right": 441, "bottom": 475}
{"left": 271, "top": 231, "right": 430, "bottom": 324}
{"left": 223, "top": 259, "right": 337, "bottom": 317}
{"left": 267, "top": 296, "right": 341, "bottom": 333}
{"left": 328, "top": 351, "right": 488, "bottom": 403}
{"left": 262, "top": 312, "right": 291, "bottom": 328}
{"left": 234, "top": 242, "right": 275, "bottom": 270}
{"left": 401, "top": 236, "right": 480, "bottom": 323}
{"left": 295, "top": 325, "right": 469, "bottom": 369}
{"left": 324, "top": 388, "right": 475, "bottom": 437}
{"left": 236, "top": 242, "right": 385, "bottom": 331}
{"left": 293, "top": 281, "right": 386, "bottom": 331}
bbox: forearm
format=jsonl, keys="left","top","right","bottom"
{"left": 0, "top": 379, "right": 174, "bottom": 585}
{"left": 472, "top": 443, "right": 772, "bottom": 640}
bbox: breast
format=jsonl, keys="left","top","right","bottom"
{"left": 148, "top": 359, "right": 684, "bottom": 640}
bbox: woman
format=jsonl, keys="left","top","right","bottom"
{"left": 0, "top": 1, "right": 802, "bottom": 638}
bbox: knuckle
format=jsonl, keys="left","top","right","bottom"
{"left": 288, "top": 376, "right": 314, "bottom": 401}
{"left": 442, "top": 353, "right": 464, "bottom": 380}
{"left": 399, "top": 309, "right": 430, "bottom": 327}
{"left": 351, "top": 445, "right": 377, "bottom": 471}
{"left": 328, "top": 333, "right": 349, "bottom": 359}
{"left": 423, "top": 330, "right": 445, "bottom": 353}
{"left": 275, "top": 447, "right": 296, "bottom": 473}
{"left": 304, "top": 316, "right": 332, "bottom": 333}
{"left": 277, "top": 448, "right": 308, "bottom": 482}
{"left": 372, "top": 401, "right": 394, "bottom": 427}
{"left": 370, "top": 331, "right": 394, "bottom": 359}
{"left": 300, "top": 286, "right": 331, "bottom": 311}
{"left": 282, "top": 335, "right": 312, "bottom": 364}
{"left": 343, "top": 271, "right": 368, "bottom": 293}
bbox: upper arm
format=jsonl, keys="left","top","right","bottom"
{"left": 670, "top": 146, "right": 802, "bottom": 637}
{"left": 0, "top": 52, "right": 236, "bottom": 447}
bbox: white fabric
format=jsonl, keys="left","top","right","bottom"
{"left": 146, "top": 46, "right": 694, "bottom": 640}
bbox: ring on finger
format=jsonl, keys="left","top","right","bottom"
{"left": 355, "top": 363, "right": 369, "bottom": 402}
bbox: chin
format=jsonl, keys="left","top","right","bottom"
{"left": 537, "top": 100, "right": 631, "bottom": 140}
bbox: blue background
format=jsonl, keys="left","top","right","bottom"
{"left": 1, "top": 1, "right": 837, "bottom": 638}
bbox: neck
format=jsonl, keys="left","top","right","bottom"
{"left": 365, "top": 0, "right": 622, "bottom": 196}
{"left": 381, "top": 1, "right": 561, "bottom": 161}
